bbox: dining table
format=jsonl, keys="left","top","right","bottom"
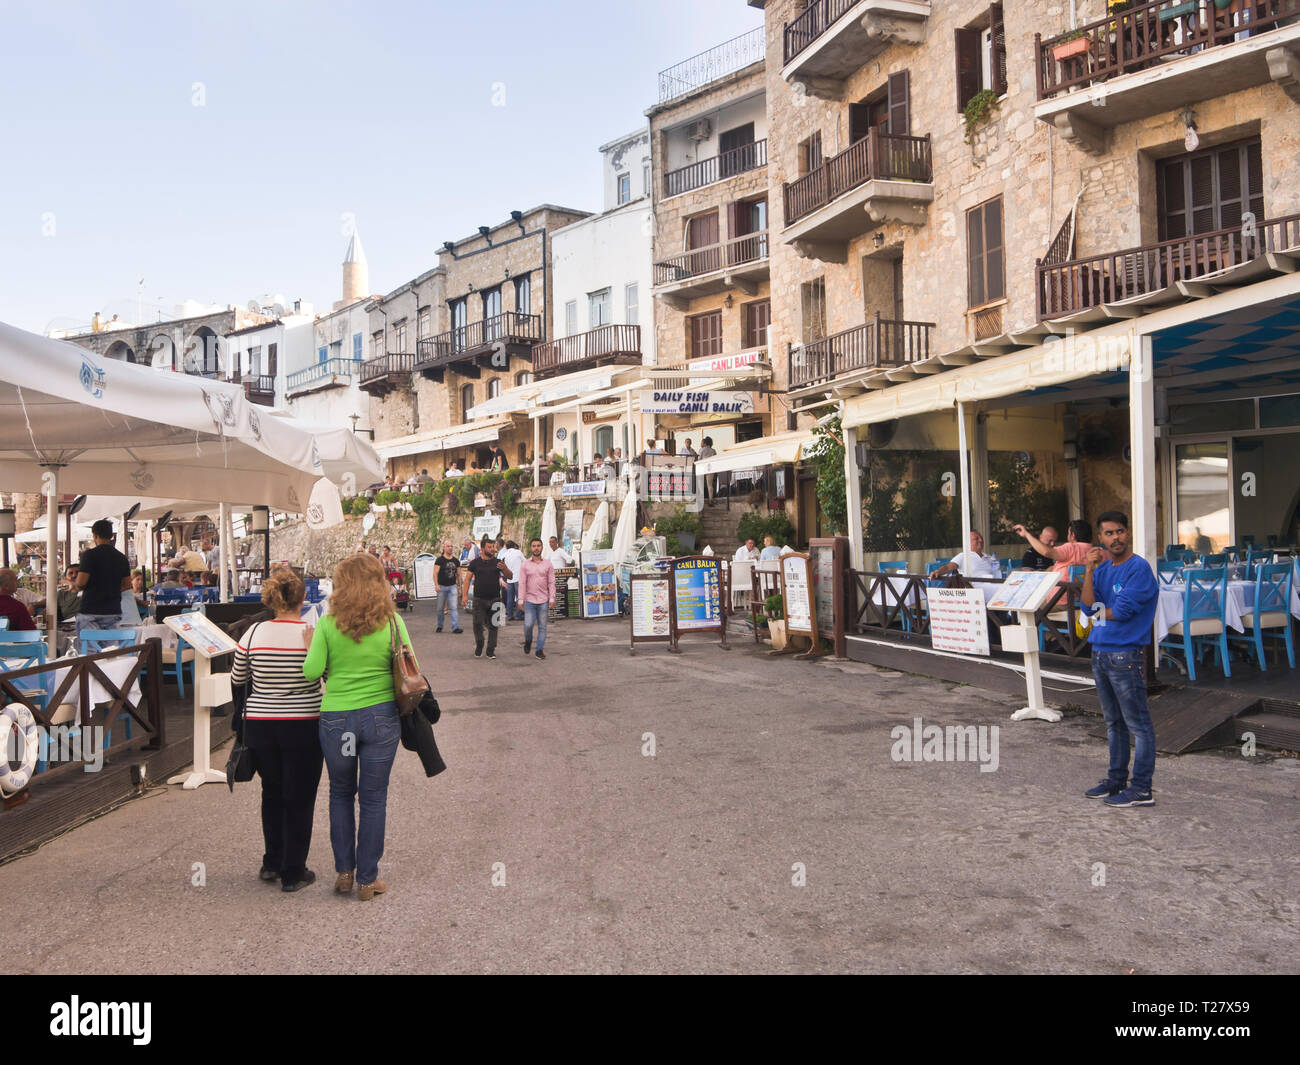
{"left": 1153, "top": 576, "right": 1300, "bottom": 644}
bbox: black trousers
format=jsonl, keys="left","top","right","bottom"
{"left": 472, "top": 596, "right": 502, "bottom": 654}
{"left": 244, "top": 717, "right": 324, "bottom": 882}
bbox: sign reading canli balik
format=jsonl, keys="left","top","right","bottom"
{"left": 638, "top": 390, "right": 755, "bottom": 416}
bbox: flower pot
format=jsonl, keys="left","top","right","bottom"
{"left": 1053, "top": 36, "right": 1090, "bottom": 61}
{"left": 769, "top": 619, "right": 788, "bottom": 650}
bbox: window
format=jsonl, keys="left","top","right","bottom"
{"left": 801, "top": 278, "right": 827, "bottom": 343}
{"left": 392, "top": 318, "right": 408, "bottom": 352}
{"left": 1158, "top": 138, "right": 1263, "bottom": 241}
{"left": 482, "top": 288, "right": 502, "bottom": 338}
{"left": 742, "top": 299, "right": 771, "bottom": 350}
{"left": 955, "top": 4, "right": 1007, "bottom": 110}
{"left": 565, "top": 300, "right": 578, "bottom": 336}
{"left": 594, "top": 425, "right": 613, "bottom": 457}
{"left": 625, "top": 283, "right": 639, "bottom": 326}
{"left": 967, "top": 196, "right": 1005, "bottom": 308}
{"left": 688, "top": 310, "right": 723, "bottom": 359}
{"left": 460, "top": 383, "right": 475, "bottom": 423}
{"left": 353, "top": 333, "right": 362, "bottom": 360}
{"left": 488, "top": 378, "right": 502, "bottom": 399}
{"left": 798, "top": 132, "right": 823, "bottom": 176}
{"left": 850, "top": 71, "right": 910, "bottom": 143}
{"left": 371, "top": 330, "right": 385, "bottom": 357}
{"left": 318, "top": 345, "right": 328, "bottom": 365}
{"left": 514, "top": 275, "right": 531, "bottom": 316}
{"left": 267, "top": 342, "right": 277, "bottom": 377}
{"left": 617, "top": 173, "right": 631, "bottom": 205}
{"left": 589, "top": 288, "right": 612, "bottom": 328}
{"left": 643, "top": 164, "right": 651, "bottom": 195}
{"left": 451, "top": 298, "right": 467, "bottom": 351}
{"left": 516, "top": 371, "right": 533, "bottom": 387}
{"left": 417, "top": 307, "right": 430, "bottom": 338}
{"left": 248, "top": 346, "right": 261, "bottom": 377}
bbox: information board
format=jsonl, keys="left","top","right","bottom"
{"left": 561, "top": 481, "right": 606, "bottom": 498}
{"left": 925, "top": 587, "right": 991, "bottom": 656}
{"left": 472, "top": 510, "right": 502, "bottom": 541}
{"left": 673, "top": 556, "right": 723, "bottom": 632}
{"left": 550, "top": 567, "right": 578, "bottom": 619}
{"left": 779, "top": 553, "right": 815, "bottom": 636}
{"left": 987, "top": 570, "right": 1060, "bottom": 613}
{"left": 411, "top": 552, "right": 439, "bottom": 600}
{"left": 629, "top": 572, "right": 673, "bottom": 651}
{"left": 580, "top": 549, "right": 618, "bottom": 618}
{"left": 164, "top": 612, "right": 239, "bottom": 659}
{"left": 563, "top": 509, "right": 584, "bottom": 544}
{"left": 808, "top": 537, "right": 846, "bottom": 657}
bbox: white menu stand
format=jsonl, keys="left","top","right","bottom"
{"left": 989, "top": 572, "right": 1065, "bottom": 724}
{"left": 163, "top": 613, "right": 239, "bottom": 790}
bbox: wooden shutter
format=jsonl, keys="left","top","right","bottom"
{"left": 967, "top": 205, "right": 986, "bottom": 307}
{"left": 690, "top": 311, "right": 723, "bottom": 359}
{"left": 989, "top": 4, "right": 1008, "bottom": 96}
{"left": 984, "top": 197, "right": 1005, "bottom": 302}
{"left": 955, "top": 27, "right": 981, "bottom": 110}
{"left": 887, "top": 70, "right": 910, "bottom": 136}
{"left": 727, "top": 200, "right": 743, "bottom": 240}
{"left": 743, "top": 299, "right": 771, "bottom": 349}
{"left": 687, "top": 210, "right": 718, "bottom": 250}
{"left": 267, "top": 342, "right": 277, "bottom": 377}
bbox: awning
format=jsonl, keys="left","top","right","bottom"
{"left": 530, "top": 365, "right": 646, "bottom": 406}
{"left": 376, "top": 417, "right": 514, "bottom": 461}
{"left": 694, "top": 430, "right": 812, "bottom": 475}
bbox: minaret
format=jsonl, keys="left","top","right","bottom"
{"left": 342, "top": 229, "right": 368, "bottom": 306}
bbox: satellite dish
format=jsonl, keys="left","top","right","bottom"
{"left": 123, "top": 502, "right": 141, "bottom": 521}
{"left": 247, "top": 299, "right": 262, "bottom": 313}
{"left": 271, "top": 303, "right": 286, "bottom": 317}
{"left": 362, "top": 513, "right": 376, "bottom": 533}
{"left": 68, "top": 494, "right": 88, "bottom": 516}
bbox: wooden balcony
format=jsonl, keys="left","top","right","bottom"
{"left": 789, "top": 314, "right": 933, "bottom": 388}
{"left": 414, "top": 312, "right": 543, "bottom": 382}
{"left": 229, "top": 370, "right": 275, "bottom": 406}
{"left": 1036, "top": 211, "right": 1300, "bottom": 321}
{"left": 653, "top": 231, "right": 769, "bottom": 309}
{"left": 781, "top": 130, "right": 933, "bottom": 261}
{"left": 1034, "top": 0, "right": 1300, "bottom": 154}
{"left": 358, "top": 353, "right": 415, "bottom": 396}
{"left": 532, "top": 325, "right": 642, "bottom": 379}
{"left": 782, "top": 0, "right": 930, "bottom": 92}
{"left": 664, "top": 140, "right": 767, "bottom": 198}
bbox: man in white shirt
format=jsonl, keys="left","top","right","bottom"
{"left": 934, "top": 531, "right": 1001, "bottom": 580}
{"left": 679, "top": 438, "right": 697, "bottom": 458}
{"left": 547, "top": 536, "right": 573, "bottom": 569}
{"left": 500, "top": 540, "right": 527, "bottom": 620}
{"left": 734, "top": 538, "right": 761, "bottom": 563}
{"left": 445, "top": 462, "right": 464, "bottom": 478}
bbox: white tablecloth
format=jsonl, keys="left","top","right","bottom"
{"left": 132, "top": 623, "right": 178, "bottom": 650}
{"left": 1155, "top": 581, "right": 1249, "bottom": 644}
{"left": 49, "top": 653, "right": 142, "bottom": 724}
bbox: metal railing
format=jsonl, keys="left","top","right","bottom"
{"left": 359, "top": 352, "right": 415, "bottom": 386}
{"left": 658, "top": 27, "right": 765, "bottom": 104}
{"left": 1036, "top": 0, "right": 1300, "bottom": 99}
{"left": 664, "top": 140, "right": 768, "bottom": 198}
{"left": 783, "top": 0, "right": 860, "bottom": 64}
{"left": 417, "top": 312, "right": 544, "bottom": 370}
{"left": 532, "top": 324, "right": 641, "bottom": 378}
{"left": 783, "top": 129, "right": 932, "bottom": 226}
{"left": 789, "top": 313, "right": 933, "bottom": 387}
{"left": 1036, "top": 211, "right": 1300, "bottom": 319}
{"left": 654, "top": 231, "right": 769, "bottom": 286}
{"left": 286, "top": 357, "right": 358, "bottom": 392}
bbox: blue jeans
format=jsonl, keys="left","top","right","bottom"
{"left": 318, "top": 702, "right": 401, "bottom": 884}
{"left": 523, "top": 600, "right": 548, "bottom": 652}
{"left": 505, "top": 582, "right": 521, "bottom": 620}
{"left": 76, "top": 612, "right": 122, "bottom": 635}
{"left": 435, "top": 584, "right": 459, "bottom": 630}
{"left": 1091, "top": 648, "right": 1156, "bottom": 792}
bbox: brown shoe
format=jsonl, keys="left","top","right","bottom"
{"left": 335, "top": 871, "right": 354, "bottom": 894}
{"left": 357, "top": 879, "right": 387, "bottom": 901}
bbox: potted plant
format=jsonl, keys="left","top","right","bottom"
{"left": 1052, "top": 27, "right": 1090, "bottom": 62}
{"left": 765, "top": 593, "right": 788, "bottom": 650}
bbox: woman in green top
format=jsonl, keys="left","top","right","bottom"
{"left": 304, "top": 552, "right": 417, "bottom": 901}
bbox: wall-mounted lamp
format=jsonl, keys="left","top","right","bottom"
{"left": 1179, "top": 107, "right": 1199, "bottom": 152}
{"left": 872, "top": 233, "right": 885, "bottom": 249}
{"left": 724, "top": 293, "right": 734, "bottom": 309}
{"left": 504, "top": 267, "right": 511, "bottom": 280}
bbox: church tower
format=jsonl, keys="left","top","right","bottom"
{"left": 341, "top": 229, "right": 368, "bottom": 306}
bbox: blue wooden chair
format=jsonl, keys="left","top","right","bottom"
{"left": 1180, "top": 551, "right": 1197, "bottom": 565}
{"left": 879, "top": 560, "right": 907, "bottom": 573}
{"left": 1159, "top": 567, "right": 1230, "bottom": 682}
{"left": 77, "top": 629, "right": 142, "bottom": 743}
{"left": 166, "top": 606, "right": 201, "bottom": 697}
{"left": 0, "top": 636, "right": 51, "bottom": 751}
{"left": 156, "top": 588, "right": 188, "bottom": 604}
{"left": 1222, "top": 544, "right": 1240, "bottom": 563}
{"left": 926, "top": 558, "right": 951, "bottom": 577}
{"left": 1229, "top": 562, "right": 1295, "bottom": 671}
{"left": 1156, "top": 560, "right": 1183, "bottom": 585}
{"left": 1164, "top": 544, "right": 1186, "bottom": 562}
{"left": 1200, "top": 552, "right": 1227, "bottom": 567}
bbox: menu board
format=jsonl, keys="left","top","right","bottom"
{"left": 164, "top": 612, "right": 239, "bottom": 658}
{"left": 987, "top": 570, "right": 1060, "bottom": 612}
{"left": 673, "top": 556, "right": 722, "bottom": 631}
{"left": 780, "top": 553, "right": 814, "bottom": 635}
{"left": 550, "top": 568, "right": 579, "bottom": 619}
{"left": 630, "top": 574, "right": 672, "bottom": 639}
{"left": 581, "top": 549, "right": 618, "bottom": 618}
{"left": 563, "top": 509, "right": 584, "bottom": 544}
{"left": 925, "top": 587, "right": 990, "bottom": 656}
{"left": 808, "top": 537, "right": 846, "bottom": 656}
{"left": 411, "top": 552, "right": 438, "bottom": 600}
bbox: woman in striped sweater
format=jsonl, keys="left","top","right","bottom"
{"left": 231, "top": 567, "right": 324, "bottom": 892}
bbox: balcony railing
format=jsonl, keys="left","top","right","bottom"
{"left": 1036, "top": 0, "right": 1300, "bottom": 99}
{"left": 359, "top": 353, "right": 415, "bottom": 388}
{"left": 657, "top": 27, "right": 765, "bottom": 104}
{"left": 783, "top": 0, "right": 860, "bottom": 64}
{"left": 783, "top": 130, "right": 932, "bottom": 226}
{"left": 1036, "top": 211, "right": 1300, "bottom": 319}
{"left": 532, "top": 324, "right": 642, "bottom": 378}
{"left": 664, "top": 140, "right": 768, "bottom": 198}
{"left": 242, "top": 374, "right": 275, "bottom": 404}
{"left": 789, "top": 314, "right": 933, "bottom": 388}
{"left": 416, "top": 312, "right": 545, "bottom": 371}
{"left": 654, "top": 231, "right": 769, "bottom": 287}
{"left": 285, "top": 357, "right": 358, "bottom": 392}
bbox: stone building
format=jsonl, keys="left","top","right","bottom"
{"left": 60, "top": 305, "right": 271, "bottom": 375}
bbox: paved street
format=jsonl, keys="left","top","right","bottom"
{"left": 4, "top": 606, "right": 1297, "bottom": 974}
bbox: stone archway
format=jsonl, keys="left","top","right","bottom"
{"left": 148, "top": 333, "right": 176, "bottom": 370}
{"left": 181, "top": 327, "right": 221, "bottom": 376}
{"left": 104, "top": 339, "right": 137, "bottom": 363}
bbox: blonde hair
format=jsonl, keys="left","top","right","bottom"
{"left": 262, "top": 566, "right": 305, "bottom": 614}
{"left": 330, "top": 552, "right": 395, "bottom": 642}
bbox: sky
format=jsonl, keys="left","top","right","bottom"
{"left": 0, "top": 0, "right": 763, "bottom": 335}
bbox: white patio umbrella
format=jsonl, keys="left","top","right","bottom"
{"left": 611, "top": 491, "right": 638, "bottom": 568}
{"left": 583, "top": 500, "right": 611, "bottom": 551}
{"left": 0, "top": 321, "right": 383, "bottom": 653}
{"left": 540, "top": 496, "right": 557, "bottom": 559}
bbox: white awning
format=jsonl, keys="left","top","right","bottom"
{"left": 694, "top": 430, "right": 812, "bottom": 475}
{"left": 376, "top": 417, "right": 514, "bottom": 460}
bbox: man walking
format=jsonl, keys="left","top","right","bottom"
{"left": 434, "top": 540, "right": 463, "bottom": 634}
{"left": 500, "top": 540, "right": 526, "bottom": 621}
{"left": 466, "top": 538, "right": 511, "bottom": 659}
{"left": 519, "top": 538, "right": 556, "bottom": 660}
{"left": 1081, "top": 510, "right": 1160, "bottom": 808}
{"left": 75, "top": 519, "right": 131, "bottom": 633}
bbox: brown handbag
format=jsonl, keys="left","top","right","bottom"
{"left": 390, "top": 617, "right": 428, "bottom": 716}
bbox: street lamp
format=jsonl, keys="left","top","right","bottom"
{"left": 251, "top": 505, "right": 270, "bottom": 580}
{"left": 349, "top": 413, "right": 360, "bottom": 433}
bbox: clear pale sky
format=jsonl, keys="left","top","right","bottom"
{"left": 0, "top": 0, "right": 762, "bottom": 334}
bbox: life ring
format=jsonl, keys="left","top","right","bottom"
{"left": 0, "top": 702, "right": 40, "bottom": 795}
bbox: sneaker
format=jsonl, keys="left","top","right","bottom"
{"left": 487, "top": 652, "right": 496, "bottom": 660}
{"left": 1104, "top": 787, "right": 1155, "bottom": 808}
{"left": 474, "top": 646, "right": 483, "bottom": 658}
{"left": 358, "top": 879, "right": 387, "bottom": 902}
{"left": 259, "top": 866, "right": 280, "bottom": 882}
{"left": 281, "top": 869, "right": 317, "bottom": 893}
{"left": 452, "top": 628, "right": 463, "bottom": 634}
{"left": 523, "top": 642, "right": 531, "bottom": 655}
{"left": 335, "top": 870, "right": 354, "bottom": 894}
{"left": 535, "top": 649, "right": 545, "bottom": 660}
{"left": 436, "top": 627, "right": 443, "bottom": 633}
{"left": 1084, "top": 780, "right": 1123, "bottom": 799}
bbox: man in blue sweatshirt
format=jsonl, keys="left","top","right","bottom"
{"left": 1080, "top": 510, "right": 1159, "bottom": 807}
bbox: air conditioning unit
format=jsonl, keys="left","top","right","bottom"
{"left": 688, "top": 119, "right": 713, "bottom": 141}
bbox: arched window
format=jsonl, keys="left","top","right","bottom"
{"left": 461, "top": 383, "right": 475, "bottom": 423}
{"left": 593, "top": 425, "right": 613, "bottom": 457}
{"left": 488, "top": 378, "right": 501, "bottom": 399}
{"left": 515, "top": 371, "right": 532, "bottom": 387}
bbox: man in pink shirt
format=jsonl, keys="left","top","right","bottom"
{"left": 519, "top": 537, "right": 556, "bottom": 660}
{"left": 1013, "top": 519, "right": 1093, "bottom": 578}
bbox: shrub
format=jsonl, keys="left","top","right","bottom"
{"left": 655, "top": 504, "right": 702, "bottom": 540}
{"left": 523, "top": 509, "right": 542, "bottom": 546}
{"left": 350, "top": 497, "right": 371, "bottom": 516}
{"left": 737, "top": 511, "right": 795, "bottom": 548}
{"left": 375, "top": 489, "right": 400, "bottom": 506}
{"left": 764, "top": 593, "right": 784, "bottom": 619}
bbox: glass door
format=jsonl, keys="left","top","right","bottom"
{"left": 1233, "top": 432, "right": 1300, "bottom": 548}
{"left": 1174, "top": 441, "right": 1230, "bottom": 553}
